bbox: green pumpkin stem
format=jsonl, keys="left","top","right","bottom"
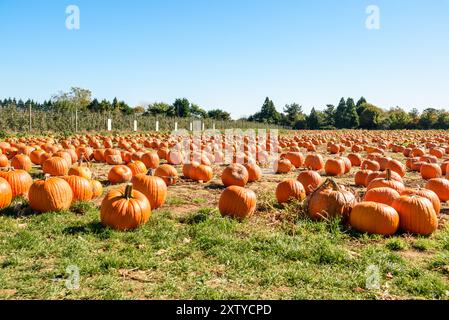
{"left": 124, "top": 184, "right": 133, "bottom": 199}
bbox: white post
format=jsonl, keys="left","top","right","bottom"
{"left": 202, "top": 122, "right": 205, "bottom": 131}
{"left": 174, "top": 122, "right": 178, "bottom": 131}
{"left": 107, "top": 118, "right": 112, "bottom": 131}
{"left": 213, "top": 122, "right": 215, "bottom": 130}
{"left": 155, "top": 120, "right": 159, "bottom": 132}
{"left": 189, "top": 122, "right": 193, "bottom": 131}
{"left": 133, "top": 120, "right": 138, "bottom": 132}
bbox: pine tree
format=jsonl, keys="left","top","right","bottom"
{"left": 335, "top": 98, "right": 346, "bottom": 128}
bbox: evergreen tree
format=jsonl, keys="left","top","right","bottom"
{"left": 335, "top": 98, "right": 346, "bottom": 128}
{"left": 307, "top": 107, "right": 321, "bottom": 129}
{"left": 173, "top": 98, "right": 191, "bottom": 117}
{"left": 345, "top": 98, "right": 360, "bottom": 128}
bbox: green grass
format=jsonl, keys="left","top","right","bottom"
{"left": 1, "top": 202, "right": 449, "bottom": 300}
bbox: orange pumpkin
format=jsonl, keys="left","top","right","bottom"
{"left": 297, "top": 170, "right": 322, "bottom": 195}
{"left": 364, "top": 187, "right": 400, "bottom": 206}
{"left": 28, "top": 177, "right": 73, "bottom": 213}
{"left": 108, "top": 165, "right": 133, "bottom": 184}
{"left": 276, "top": 179, "right": 306, "bottom": 204}
{"left": 392, "top": 195, "right": 438, "bottom": 235}
{"left": 221, "top": 163, "right": 249, "bottom": 187}
{"left": 0, "top": 177, "right": 12, "bottom": 209}
{"left": 218, "top": 185, "right": 256, "bottom": 220}
{"left": 349, "top": 202, "right": 399, "bottom": 235}
{"left": 61, "top": 175, "right": 93, "bottom": 202}
{"left": 131, "top": 172, "right": 167, "bottom": 209}
{"left": 154, "top": 164, "right": 179, "bottom": 186}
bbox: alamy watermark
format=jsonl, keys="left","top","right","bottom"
{"left": 66, "top": 5, "right": 80, "bottom": 30}
{"left": 366, "top": 5, "right": 380, "bottom": 30}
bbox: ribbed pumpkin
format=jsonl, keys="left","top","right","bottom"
{"left": 401, "top": 188, "right": 440, "bottom": 215}
{"left": 0, "top": 168, "right": 33, "bottom": 198}
{"left": 127, "top": 160, "right": 148, "bottom": 177}
{"left": 218, "top": 185, "right": 256, "bottom": 220}
{"left": 154, "top": 164, "right": 178, "bottom": 186}
{"left": 367, "top": 169, "right": 405, "bottom": 193}
{"left": 68, "top": 158, "right": 92, "bottom": 180}
{"left": 347, "top": 153, "right": 362, "bottom": 167}
{"left": 386, "top": 159, "right": 406, "bottom": 177}
{"left": 42, "top": 157, "right": 69, "bottom": 176}
{"left": 392, "top": 196, "right": 438, "bottom": 235}
{"left": 0, "top": 177, "right": 12, "bottom": 209}
{"left": 61, "top": 175, "right": 93, "bottom": 202}
{"left": 304, "top": 154, "right": 324, "bottom": 171}
{"left": 105, "top": 154, "right": 123, "bottom": 165}
{"left": 91, "top": 180, "right": 103, "bottom": 198}
{"left": 424, "top": 178, "right": 449, "bottom": 202}
{"left": 141, "top": 152, "right": 160, "bottom": 169}
{"left": 28, "top": 177, "right": 73, "bottom": 213}
{"left": 306, "top": 179, "right": 356, "bottom": 221}
{"left": 30, "top": 149, "right": 45, "bottom": 165}
{"left": 361, "top": 159, "right": 380, "bottom": 171}
{"left": 363, "top": 187, "right": 400, "bottom": 206}
{"left": 297, "top": 170, "right": 322, "bottom": 195}
{"left": 221, "top": 163, "right": 249, "bottom": 187}
{"left": 131, "top": 172, "right": 167, "bottom": 209}
{"left": 100, "top": 184, "right": 151, "bottom": 231}
{"left": 189, "top": 162, "right": 214, "bottom": 182}
{"left": 244, "top": 162, "right": 262, "bottom": 182}
{"left": 108, "top": 165, "right": 133, "bottom": 184}
{"left": 0, "top": 154, "right": 8, "bottom": 167}
{"left": 325, "top": 158, "right": 345, "bottom": 176}
{"left": 349, "top": 202, "right": 399, "bottom": 235}
{"left": 11, "top": 154, "right": 32, "bottom": 172}
{"left": 276, "top": 179, "right": 306, "bottom": 204}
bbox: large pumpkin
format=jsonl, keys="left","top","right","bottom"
{"left": 218, "top": 185, "right": 256, "bottom": 220}
{"left": 297, "top": 170, "right": 322, "bottom": 195}
{"left": 349, "top": 202, "right": 399, "bottom": 236}
{"left": 0, "top": 168, "right": 33, "bottom": 198}
{"left": 306, "top": 178, "right": 356, "bottom": 221}
{"left": 42, "top": 156, "right": 69, "bottom": 176}
{"left": 11, "top": 154, "right": 32, "bottom": 172}
{"left": 108, "top": 165, "right": 133, "bottom": 184}
{"left": 154, "top": 164, "right": 179, "bottom": 186}
{"left": 132, "top": 172, "right": 167, "bottom": 209}
{"left": 401, "top": 188, "right": 440, "bottom": 215}
{"left": 28, "top": 177, "right": 73, "bottom": 213}
{"left": 100, "top": 184, "right": 151, "bottom": 231}
{"left": 425, "top": 178, "right": 449, "bottom": 202}
{"left": 62, "top": 175, "right": 94, "bottom": 202}
{"left": 364, "top": 187, "right": 400, "bottom": 206}
{"left": 392, "top": 195, "right": 438, "bottom": 235}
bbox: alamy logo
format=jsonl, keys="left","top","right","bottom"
{"left": 365, "top": 264, "right": 381, "bottom": 290}
{"left": 66, "top": 5, "right": 80, "bottom": 30}
{"left": 365, "top": 5, "right": 380, "bottom": 30}
{"left": 65, "top": 265, "right": 80, "bottom": 290}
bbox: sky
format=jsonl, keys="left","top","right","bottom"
{"left": 0, "top": 0, "right": 448, "bottom": 118}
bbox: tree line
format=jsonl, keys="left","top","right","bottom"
{"left": 244, "top": 97, "right": 449, "bottom": 130}
{"left": 1, "top": 87, "right": 448, "bottom": 129}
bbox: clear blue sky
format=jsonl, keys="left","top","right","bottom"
{"left": 1, "top": 0, "right": 448, "bottom": 118}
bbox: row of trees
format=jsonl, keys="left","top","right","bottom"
{"left": 245, "top": 97, "right": 449, "bottom": 130}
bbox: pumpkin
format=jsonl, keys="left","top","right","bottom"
{"left": 0, "top": 168, "right": 33, "bottom": 198}
{"left": 11, "top": 154, "right": 32, "bottom": 172}
{"left": 363, "top": 187, "right": 400, "bottom": 206}
{"left": 274, "top": 158, "right": 293, "bottom": 174}
{"left": 127, "top": 160, "right": 148, "bottom": 176}
{"left": 244, "top": 162, "right": 262, "bottom": 182}
{"left": 0, "top": 177, "right": 12, "bottom": 209}
{"left": 367, "top": 169, "right": 405, "bottom": 193}
{"left": 401, "top": 188, "right": 440, "bottom": 215}
{"left": 218, "top": 185, "right": 256, "bottom": 220}
{"left": 131, "top": 172, "right": 167, "bottom": 209}
{"left": 304, "top": 154, "right": 324, "bottom": 171}
{"left": 189, "top": 162, "right": 214, "bottom": 182}
{"left": 420, "top": 163, "right": 442, "bottom": 180}
{"left": 276, "top": 179, "right": 306, "bottom": 204}
{"left": 105, "top": 154, "right": 123, "bottom": 165}
{"left": 425, "top": 178, "right": 449, "bottom": 202}
{"left": 108, "top": 165, "right": 133, "bottom": 184}
{"left": 297, "top": 170, "right": 322, "bottom": 195}
{"left": 68, "top": 157, "right": 93, "bottom": 180}
{"left": 100, "top": 184, "right": 151, "bottom": 231}
{"left": 354, "top": 169, "right": 372, "bottom": 187}
{"left": 221, "top": 163, "right": 249, "bottom": 187}
{"left": 61, "top": 175, "right": 93, "bottom": 202}
{"left": 361, "top": 159, "right": 380, "bottom": 171}
{"left": 28, "top": 177, "right": 73, "bottom": 212}
{"left": 306, "top": 178, "right": 356, "bottom": 221}
{"left": 141, "top": 152, "right": 160, "bottom": 169}
{"left": 347, "top": 153, "right": 362, "bottom": 167}
{"left": 154, "top": 164, "right": 179, "bottom": 186}
{"left": 386, "top": 159, "right": 406, "bottom": 177}
{"left": 325, "top": 158, "right": 345, "bottom": 176}
{"left": 91, "top": 180, "right": 103, "bottom": 198}
{"left": 392, "top": 196, "right": 438, "bottom": 235}
{"left": 349, "top": 202, "right": 399, "bottom": 236}
{"left": 282, "top": 152, "right": 304, "bottom": 168}
{"left": 0, "top": 154, "right": 8, "bottom": 167}
{"left": 42, "top": 157, "right": 69, "bottom": 176}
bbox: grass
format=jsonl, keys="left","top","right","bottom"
{"left": 1, "top": 200, "right": 449, "bottom": 300}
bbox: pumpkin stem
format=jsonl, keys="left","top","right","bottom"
{"left": 386, "top": 168, "right": 391, "bottom": 180}
{"left": 328, "top": 178, "right": 341, "bottom": 191}
{"left": 124, "top": 184, "right": 133, "bottom": 199}
{"left": 147, "top": 168, "right": 155, "bottom": 176}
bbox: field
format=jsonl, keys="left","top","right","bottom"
{"left": 1, "top": 130, "right": 449, "bottom": 300}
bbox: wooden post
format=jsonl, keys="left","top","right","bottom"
{"left": 155, "top": 120, "right": 159, "bottom": 132}
{"left": 133, "top": 120, "right": 138, "bottom": 132}
{"left": 29, "top": 104, "right": 32, "bottom": 132}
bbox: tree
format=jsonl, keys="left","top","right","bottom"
{"left": 359, "top": 103, "right": 383, "bottom": 129}
{"left": 190, "top": 103, "right": 207, "bottom": 118}
{"left": 307, "top": 108, "right": 323, "bottom": 129}
{"left": 334, "top": 98, "right": 346, "bottom": 129}
{"left": 146, "top": 102, "right": 175, "bottom": 117}
{"left": 323, "top": 104, "right": 336, "bottom": 128}
{"left": 173, "top": 98, "right": 191, "bottom": 117}
{"left": 251, "top": 97, "right": 281, "bottom": 124}
{"left": 87, "top": 98, "right": 100, "bottom": 112}
{"left": 52, "top": 87, "right": 92, "bottom": 111}
{"left": 344, "top": 98, "right": 360, "bottom": 128}
{"left": 436, "top": 111, "right": 449, "bottom": 129}
{"left": 283, "top": 103, "right": 305, "bottom": 127}
{"left": 207, "top": 109, "right": 232, "bottom": 121}
{"left": 356, "top": 97, "right": 367, "bottom": 115}
{"left": 408, "top": 108, "right": 420, "bottom": 129}
{"left": 133, "top": 106, "right": 146, "bottom": 114}
{"left": 419, "top": 108, "right": 439, "bottom": 129}
{"left": 388, "top": 107, "right": 411, "bottom": 129}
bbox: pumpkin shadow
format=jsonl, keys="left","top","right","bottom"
{"left": 204, "top": 183, "right": 225, "bottom": 190}
{"left": 0, "top": 198, "right": 35, "bottom": 218}
{"left": 62, "top": 221, "right": 111, "bottom": 239}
